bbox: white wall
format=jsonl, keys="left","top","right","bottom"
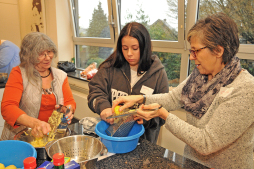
{"left": 0, "top": 0, "right": 21, "bottom": 46}
{"left": 44, "top": 0, "right": 74, "bottom": 66}
{"left": 0, "top": 0, "right": 73, "bottom": 63}
{"left": 54, "top": 0, "right": 74, "bottom": 62}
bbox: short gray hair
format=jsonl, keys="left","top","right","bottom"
{"left": 187, "top": 12, "right": 239, "bottom": 64}
{"left": 19, "top": 32, "right": 57, "bottom": 84}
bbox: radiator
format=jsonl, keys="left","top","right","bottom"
{"left": 69, "top": 83, "right": 99, "bottom": 120}
{"left": 69, "top": 83, "right": 89, "bottom": 95}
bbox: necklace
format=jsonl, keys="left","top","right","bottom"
{"left": 41, "top": 69, "right": 51, "bottom": 78}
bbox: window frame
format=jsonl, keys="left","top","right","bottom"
{"left": 69, "top": 0, "right": 116, "bottom": 45}
{"left": 68, "top": 0, "right": 254, "bottom": 83}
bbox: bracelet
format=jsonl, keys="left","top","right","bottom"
{"left": 142, "top": 95, "right": 146, "bottom": 105}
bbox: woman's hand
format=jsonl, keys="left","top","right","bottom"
{"left": 133, "top": 115, "right": 143, "bottom": 124}
{"left": 65, "top": 105, "right": 75, "bottom": 124}
{"left": 55, "top": 104, "right": 74, "bottom": 124}
{"left": 137, "top": 103, "right": 168, "bottom": 121}
{"left": 100, "top": 108, "right": 114, "bottom": 124}
{"left": 16, "top": 114, "right": 51, "bottom": 138}
{"left": 31, "top": 119, "right": 51, "bottom": 138}
{"left": 112, "top": 95, "right": 144, "bottom": 113}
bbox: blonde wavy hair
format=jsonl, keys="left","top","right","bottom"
{"left": 19, "top": 32, "right": 57, "bottom": 85}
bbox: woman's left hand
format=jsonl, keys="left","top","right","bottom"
{"left": 55, "top": 104, "right": 74, "bottom": 124}
{"left": 133, "top": 115, "right": 143, "bottom": 124}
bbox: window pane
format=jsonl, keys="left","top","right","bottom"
{"left": 76, "top": 45, "right": 113, "bottom": 69}
{"left": 120, "top": 0, "right": 178, "bottom": 41}
{"left": 153, "top": 52, "right": 181, "bottom": 86}
{"left": 73, "top": 0, "right": 110, "bottom": 38}
{"left": 198, "top": 0, "right": 254, "bottom": 44}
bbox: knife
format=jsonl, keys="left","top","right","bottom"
{"left": 106, "top": 105, "right": 162, "bottom": 119}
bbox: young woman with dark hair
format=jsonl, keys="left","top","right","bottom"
{"left": 88, "top": 22, "right": 169, "bottom": 144}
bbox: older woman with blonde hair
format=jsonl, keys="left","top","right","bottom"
{"left": 1, "top": 32, "right": 76, "bottom": 140}
{"left": 113, "top": 13, "right": 254, "bottom": 168}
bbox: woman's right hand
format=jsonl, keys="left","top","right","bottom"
{"left": 100, "top": 108, "right": 114, "bottom": 124}
{"left": 16, "top": 114, "right": 51, "bottom": 138}
{"left": 30, "top": 119, "right": 51, "bottom": 138}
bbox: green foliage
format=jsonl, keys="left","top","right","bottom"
{"left": 240, "top": 59, "right": 254, "bottom": 75}
{"left": 153, "top": 51, "right": 181, "bottom": 85}
{"left": 198, "top": 0, "right": 254, "bottom": 44}
{"left": 135, "top": 7, "right": 150, "bottom": 27}
{"left": 81, "top": 1, "right": 110, "bottom": 68}
{"left": 85, "top": 58, "right": 104, "bottom": 68}
{"left": 86, "top": 2, "right": 108, "bottom": 38}
{"left": 124, "top": 1, "right": 150, "bottom": 27}
{"left": 123, "top": 0, "right": 180, "bottom": 84}
{"left": 149, "top": 21, "right": 177, "bottom": 41}
{"left": 189, "top": 60, "right": 196, "bottom": 75}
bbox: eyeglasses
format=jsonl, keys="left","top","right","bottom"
{"left": 39, "top": 51, "right": 54, "bottom": 59}
{"left": 189, "top": 46, "right": 207, "bottom": 58}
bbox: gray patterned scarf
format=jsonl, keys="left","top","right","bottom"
{"left": 181, "top": 56, "right": 242, "bottom": 119}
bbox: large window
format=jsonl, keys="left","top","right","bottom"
{"left": 75, "top": 45, "right": 113, "bottom": 68}
{"left": 69, "top": 0, "right": 254, "bottom": 86}
{"left": 71, "top": 0, "right": 116, "bottom": 71}
{"left": 187, "top": 0, "right": 254, "bottom": 76}
{"left": 198, "top": 0, "right": 254, "bottom": 45}
{"left": 74, "top": 1, "right": 110, "bottom": 38}
{"left": 118, "top": 0, "right": 184, "bottom": 84}
{"left": 120, "top": 0, "right": 179, "bottom": 41}
{"left": 153, "top": 52, "right": 181, "bottom": 87}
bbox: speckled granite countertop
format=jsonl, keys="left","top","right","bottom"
{"left": 66, "top": 122, "right": 210, "bottom": 169}
{"left": 96, "top": 138, "right": 209, "bottom": 169}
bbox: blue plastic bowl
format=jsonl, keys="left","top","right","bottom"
{"left": 0, "top": 140, "right": 37, "bottom": 168}
{"left": 95, "top": 120, "right": 144, "bottom": 154}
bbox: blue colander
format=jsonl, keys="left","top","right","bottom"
{"left": 0, "top": 140, "right": 37, "bottom": 168}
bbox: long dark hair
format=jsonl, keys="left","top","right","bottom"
{"left": 99, "top": 22, "right": 153, "bottom": 75}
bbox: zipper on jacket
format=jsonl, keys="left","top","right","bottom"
{"left": 122, "top": 72, "right": 132, "bottom": 93}
{"left": 123, "top": 71, "right": 146, "bottom": 93}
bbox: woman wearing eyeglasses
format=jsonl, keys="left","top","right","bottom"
{"left": 1, "top": 32, "right": 76, "bottom": 140}
{"left": 112, "top": 13, "right": 254, "bottom": 169}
